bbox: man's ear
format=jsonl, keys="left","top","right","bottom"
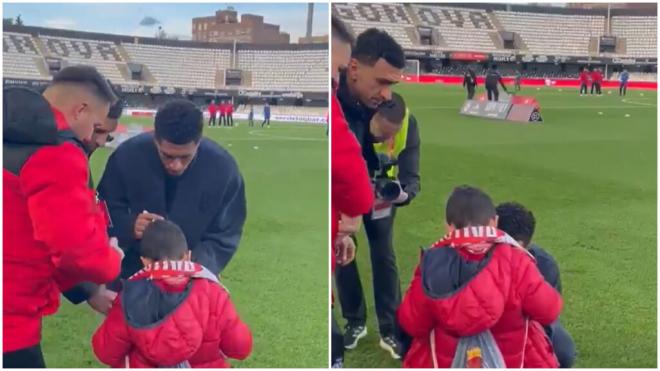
{"left": 445, "top": 222, "right": 455, "bottom": 234}
{"left": 348, "top": 58, "right": 359, "bottom": 80}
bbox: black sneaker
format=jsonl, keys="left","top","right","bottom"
{"left": 343, "top": 324, "right": 367, "bottom": 350}
{"left": 379, "top": 335, "right": 402, "bottom": 360}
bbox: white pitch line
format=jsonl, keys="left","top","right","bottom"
{"left": 246, "top": 130, "right": 326, "bottom": 141}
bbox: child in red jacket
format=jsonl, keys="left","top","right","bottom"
{"left": 92, "top": 220, "right": 252, "bottom": 368}
{"left": 397, "top": 185, "right": 562, "bottom": 368}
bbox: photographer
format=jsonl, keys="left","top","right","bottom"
{"left": 485, "top": 64, "right": 508, "bottom": 101}
{"left": 335, "top": 28, "right": 420, "bottom": 360}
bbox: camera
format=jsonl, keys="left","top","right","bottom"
{"left": 373, "top": 153, "right": 402, "bottom": 202}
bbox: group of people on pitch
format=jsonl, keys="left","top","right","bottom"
{"left": 207, "top": 99, "right": 236, "bottom": 126}
{"left": 331, "top": 16, "right": 576, "bottom": 369}
{"left": 4, "top": 65, "right": 252, "bottom": 368}
{"left": 579, "top": 67, "right": 605, "bottom": 96}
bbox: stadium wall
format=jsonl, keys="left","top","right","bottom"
{"left": 404, "top": 75, "right": 658, "bottom": 90}
{"left": 126, "top": 108, "right": 326, "bottom": 124}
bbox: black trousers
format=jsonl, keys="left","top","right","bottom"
{"left": 248, "top": 117, "right": 254, "bottom": 127}
{"left": 594, "top": 82, "right": 601, "bottom": 95}
{"left": 486, "top": 86, "right": 499, "bottom": 101}
{"left": 331, "top": 313, "right": 344, "bottom": 365}
{"left": 220, "top": 114, "right": 227, "bottom": 126}
{"left": 3, "top": 344, "right": 46, "bottom": 368}
{"left": 228, "top": 113, "right": 234, "bottom": 126}
{"left": 580, "top": 83, "right": 588, "bottom": 95}
{"left": 466, "top": 85, "right": 475, "bottom": 100}
{"left": 619, "top": 83, "right": 627, "bottom": 96}
{"left": 335, "top": 208, "right": 400, "bottom": 336}
{"left": 208, "top": 114, "right": 216, "bottom": 126}
{"left": 261, "top": 118, "right": 270, "bottom": 127}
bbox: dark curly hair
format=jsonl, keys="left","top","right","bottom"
{"left": 154, "top": 99, "right": 203, "bottom": 144}
{"left": 496, "top": 202, "right": 536, "bottom": 247}
{"left": 353, "top": 28, "right": 405, "bottom": 69}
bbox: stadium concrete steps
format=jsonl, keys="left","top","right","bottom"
{"left": 404, "top": 3, "right": 422, "bottom": 26}
{"left": 486, "top": 10, "right": 505, "bottom": 31}
{"left": 588, "top": 37, "right": 599, "bottom": 55}
{"left": 31, "top": 36, "right": 49, "bottom": 57}
{"left": 33, "top": 57, "right": 51, "bottom": 78}
{"left": 488, "top": 32, "right": 505, "bottom": 50}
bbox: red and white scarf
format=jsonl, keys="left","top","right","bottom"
{"left": 129, "top": 260, "right": 220, "bottom": 285}
{"left": 431, "top": 226, "right": 529, "bottom": 257}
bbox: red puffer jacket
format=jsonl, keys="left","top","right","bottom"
{"left": 92, "top": 263, "right": 252, "bottom": 368}
{"left": 398, "top": 229, "right": 562, "bottom": 368}
{"left": 3, "top": 87, "right": 122, "bottom": 352}
{"left": 330, "top": 88, "right": 373, "bottom": 272}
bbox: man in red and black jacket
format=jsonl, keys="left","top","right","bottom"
{"left": 3, "top": 66, "right": 123, "bottom": 367}
{"left": 330, "top": 16, "right": 374, "bottom": 368}
{"left": 579, "top": 67, "right": 590, "bottom": 96}
{"left": 208, "top": 100, "right": 218, "bottom": 127}
{"left": 591, "top": 68, "right": 603, "bottom": 95}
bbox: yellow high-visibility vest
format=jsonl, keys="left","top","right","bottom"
{"left": 373, "top": 108, "right": 410, "bottom": 178}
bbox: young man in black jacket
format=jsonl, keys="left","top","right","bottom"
{"left": 97, "top": 99, "right": 246, "bottom": 279}
{"left": 335, "top": 28, "right": 421, "bottom": 360}
{"left": 496, "top": 201, "right": 577, "bottom": 368}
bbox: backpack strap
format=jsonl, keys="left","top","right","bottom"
{"left": 430, "top": 329, "right": 438, "bottom": 368}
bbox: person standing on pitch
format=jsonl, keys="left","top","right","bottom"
{"left": 248, "top": 104, "right": 255, "bottom": 127}
{"left": 336, "top": 28, "right": 421, "bottom": 360}
{"left": 3, "top": 65, "right": 123, "bottom": 367}
{"left": 261, "top": 102, "right": 271, "bottom": 128}
{"left": 619, "top": 69, "right": 630, "bottom": 96}
{"left": 330, "top": 16, "right": 374, "bottom": 367}
{"left": 484, "top": 64, "right": 508, "bottom": 102}
{"left": 219, "top": 99, "right": 227, "bottom": 126}
{"left": 208, "top": 99, "right": 217, "bottom": 127}
{"left": 514, "top": 69, "right": 522, "bottom": 92}
{"left": 579, "top": 67, "right": 589, "bottom": 96}
{"left": 97, "top": 99, "right": 246, "bottom": 279}
{"left": 227, "top": 99, "right": 235, "bottom": 127}
{"left": 462, "top": 67, "right": 477, "bottom": 99}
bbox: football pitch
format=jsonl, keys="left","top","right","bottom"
{"left": 41, "top": 119, "right": 329, "bottom": 368}
{"left": 337, "top": 84, "right": 657, "bottom": 368}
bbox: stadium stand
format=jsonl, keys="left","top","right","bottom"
{"left": 492, "top": 10, "right": 605, "bottom": 55}
{"left": 39, "top": 35, "right": 127, "bottom": 82}
{"left": 2, "top": 26, "right": 327, "bottom": 93}
{"left": 3, "top": 32, "right": 46, "bottom": 80}
{"left": 610, "top": 16, "right": 657, "bottom": 58}
{"left": 237, "top": 48, "right": 327, "bottom": 91}
{"left": 121, "top": 43, "right": 231, "bottom": 88}
{"left": 331, "top": 3, "right": 417, "bottom": 49}
{"left": 412, "top": 4, "right": 498, "bottom": 53}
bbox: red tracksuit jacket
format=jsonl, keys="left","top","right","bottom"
{"left": 208, "top": 103, "right": 217, "bottom": 115}
{"left": 579, "top": 71, "right": 589, "bottom": 84}
{"left": 398, "top": 228, "right": 562, "bottom": 368}
{"left": 3, "top": 87, "right": 122, "bottom": 352}
{"left": 330, "top": 88, "right": 374, "bottom": 271}
{"left": 92, "top": 262, "right": 252, "bottom": 368}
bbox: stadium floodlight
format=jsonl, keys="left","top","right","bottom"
{"left": 404, "top": 59, "right": 420, "bottom": 83}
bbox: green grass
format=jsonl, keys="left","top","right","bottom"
{"left": 41, "top": 119, "right": 329, "bottom": 368}
{"left": 337, "top": 85, "right": 657, "bottom": 368}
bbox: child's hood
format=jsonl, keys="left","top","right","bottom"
{"left": 120, "top": 278, "right": 204, "bottom": 366}
{"left": 419, "top": 242, "right": 522, "bottom": 336}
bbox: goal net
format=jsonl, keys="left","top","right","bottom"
{"left": 404, "top": 59, "right": 420, "bottom": 82}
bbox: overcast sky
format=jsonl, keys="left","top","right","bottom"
{"left": 3, "top": 3, "right": 329, "bottom": 42}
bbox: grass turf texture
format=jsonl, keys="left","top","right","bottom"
{"left": 336, "top": 85, "right": 657, "bottom": 368}
{"left": 41, "top": 119, "right": 329, "bottom": 368}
